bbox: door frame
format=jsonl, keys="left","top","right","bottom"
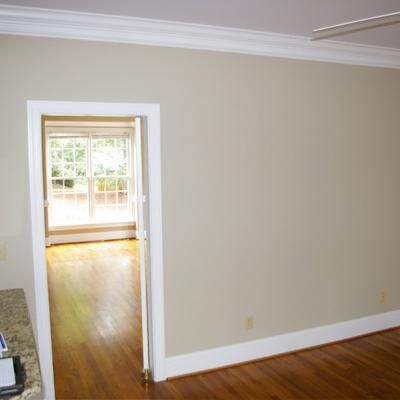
{"left": 27, "top": 100, "right": 166, "bottom": 399}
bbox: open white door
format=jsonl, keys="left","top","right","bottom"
{"left": 134, "top": 116, "right": 152, "bottom": 381}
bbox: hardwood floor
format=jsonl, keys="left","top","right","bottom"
{"left": 47, "top": 240, "right": 143, "bottom": 399}
{"left": 47, "top": 240, "right": 400, "bottom": 399}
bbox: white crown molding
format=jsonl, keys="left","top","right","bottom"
{"left": 0, "top": 4, "right": 400, "bottom": 69}
{"left": 166, "top": 309, "right": 400, "bottom": 378}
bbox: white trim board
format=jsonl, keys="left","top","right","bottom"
{"left": 27, "top": 101, "right": 166, "bottom": 399}
{"left": 49, "top": 221, "right": 135, "bottom": 231}
{"left": 48, "top": 229, "right": 135, "bottom": 245}
{"left": 1, "top": 4, "right": 400, "bottom": 69}
{"left": 166, "top": 310, "right": 400, "bottom": 378}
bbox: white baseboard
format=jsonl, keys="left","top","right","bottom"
{"left": 165, "top": 310, "right": 400, "bottom": 378}
{"left": 48, "top": 229, "right": 135, "bottom": 244}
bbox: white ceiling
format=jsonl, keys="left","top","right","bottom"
{"left": 1, "top": 0, "right": 400, "bottom": 48}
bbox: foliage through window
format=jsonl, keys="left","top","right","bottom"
{"left": 47, "top": 133, "right": 132, "bottom": 226}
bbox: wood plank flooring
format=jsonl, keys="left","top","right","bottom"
{"left": 47, "top": 240, "right": 143, "bottom": 399}
{"left": 47, "top": 240, "right": 400, "bottom": 399}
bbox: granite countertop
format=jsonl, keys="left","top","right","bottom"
{"left": 0, "top": 289, "right": 41, "bottom": 399}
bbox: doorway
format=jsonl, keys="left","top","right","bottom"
{"left": 42, "top": 114, "right": 146, "bottom": 398}
{"left": 27, "top": 101, "right": 166, "bottom": 399}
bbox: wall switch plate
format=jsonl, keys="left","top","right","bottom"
{"left": 0, "top": 241, "right": 6, "bottom": 261}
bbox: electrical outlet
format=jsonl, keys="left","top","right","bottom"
{"left": 0, "top": 241, "right": 6, "bottom": 261}
{"left": 379, "top": 289, "right": 386, "bottom": 304}
{"left": 245, "top": 316, "right": 254, "bottom": 330}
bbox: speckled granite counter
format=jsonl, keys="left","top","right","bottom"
{"left": 0, "top": 289, "right": 41, "bottom": 399}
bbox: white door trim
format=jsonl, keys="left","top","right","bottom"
{"left": 27, "top": 100, "right": 166, "bottom": 399}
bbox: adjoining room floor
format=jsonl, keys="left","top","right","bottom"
{"left": 47, "top": 240, "right": 400, "bottom": 399}
{"left": 46, "top": 239, "right": 144, "bottom": 399}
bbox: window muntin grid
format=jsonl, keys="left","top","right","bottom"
{"left": 92, "top": 137, "right": 129, "bottom": 221}
{"left": 47, "top": 133, "right": 132, "bottom": 227}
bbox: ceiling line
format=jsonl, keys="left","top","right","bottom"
{"left": 0, "top": 4, "right": 399, "bottom": 69}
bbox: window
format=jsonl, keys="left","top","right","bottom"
{"left": 46, "top": 125, "right": 134, "bottom": 227}
{"left": 49, "top": 137, "right": 89, "bottom": 226}
{"left": 92, "top": 136, "right": 130, "bottom": 222}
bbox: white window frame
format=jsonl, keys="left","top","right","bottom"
{"left": 45, "top": 125, "right": 135, "bottom": 229}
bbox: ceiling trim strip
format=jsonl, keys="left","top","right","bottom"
{"left": 0, "top": 4, "right": 399, "bottom": 69}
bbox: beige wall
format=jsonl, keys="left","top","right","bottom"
{"left": 0, "top": 35, "right": 400, "bottom": 357}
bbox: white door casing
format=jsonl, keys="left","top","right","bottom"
{"left": 27, "top": 100, "right": 166, "bottom": 400}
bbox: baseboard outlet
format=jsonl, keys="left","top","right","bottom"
{"left": 48, "top": 230, "right": 135, "bottom": 244}
{"left": 165, "top": 310, "right": 400, "bottom": 378}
